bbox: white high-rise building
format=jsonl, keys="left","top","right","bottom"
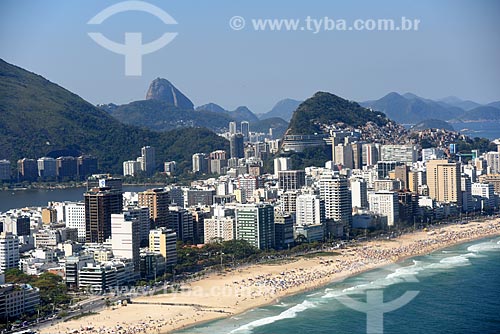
{"left": 192, "top": 153, "right": 208, "bottom": 174}
{"left": 0, "top": 232, "right": 20, "bottom": 272}
{"left": 123, "top": 160, "right": 141, "bottom": 177}
{"left": 274, "top": 157, "right": 292, "bottom": 177}
{"left": 65, "top": 202, "right": 86, "bottom": 242}
{"left": 295, "top": 194, "right": 325, "bottom": 226}
{"left": 318, "top": 175, "right": 352, "bottom": 225}
{"left": 368, "top": 191, "right": 399, "bottom": 226}
{"left": 111, "top": 213, "right": 140, "bottom": 272}
{"left": 229, "top": 121, "right": 237, "bottom": 135}
{"left": 472, "top": 183, "right": 495, "bottom": 210}
{"left": 351, "top": 178, "right": 368, "bottom": 209}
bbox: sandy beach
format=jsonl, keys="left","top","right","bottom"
{"left": 41, "top": 218, "right": 500, "bottom": 334}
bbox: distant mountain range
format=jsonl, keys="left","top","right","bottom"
{"left": 258, "top": 98, "right": 302, "bottom": 122}
{"left": 196, "top": 103, "right": 259, "bottom": 123}
{"left": 101, "top": 79, "right": 289, "bottom": 137}
{"left": 361, "top": 92, "right": 500, "bottom": 124}
{"left": 0, "top": 59, "right": 228, "bottom": 174}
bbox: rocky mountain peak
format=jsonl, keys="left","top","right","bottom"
{"left": 145, "top": 78, "right": 194, "bottom": 110}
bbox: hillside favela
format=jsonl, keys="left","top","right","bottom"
{"left": 1, "top": 1, "right": 500, "bottom": 334}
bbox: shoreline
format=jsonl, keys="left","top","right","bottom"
{"left": 41, "top": 218, "right": 500, "bottom": 334}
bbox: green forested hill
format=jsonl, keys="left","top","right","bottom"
{"left": 287, "top": 92, "right": 389, "bottom": 135}
{"left": 0, "top": 59, "right": 228, "bottom": 174}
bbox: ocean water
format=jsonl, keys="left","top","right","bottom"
{"left": 450, "top": 121, "right": 500, "bottom": 140}
{"left": 178, "top": 237, "right": 500, "bottom": 334}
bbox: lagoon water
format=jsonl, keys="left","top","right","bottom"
{"left": 0, "top": 185, "right": 151, "bottom": 213}
{"left": 179, "top": 237, "right": 500, "bottom": 334}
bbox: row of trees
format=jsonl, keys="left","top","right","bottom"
{"left": 5, "top": 269, "right": 70, "bottom": 319}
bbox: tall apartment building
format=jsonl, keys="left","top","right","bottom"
{"left": 0, "top": 160, "right": 11, "bottom": 181}
{"left": 230, "top": 134, "right": 245, "bottom": 159}
{"left": 141, "top": 146, "right": 156, "bottom": 176}
{"left": 235, "top": 203, "right": 275, "bottom": 250}
{"left": 394, "top": 165, "right": 410, "bottom": 190}
{"left": 37, "top": 157, "right": 57, "bottom": 178}
{"left": 362, "top": 143, "right": 379, "bottom": 166}
{"left": 111, "top": 213, "right": 140, "bottom": 272}
{"left": 65, "top": 202, "right": 86, "bottom": 242}
{"left": 2, "top": 216, "right": 30, "bottom": 236}
{"left": 17, "top": 158, "right": 38, "bottom": 181}
{"left": 472, "top": 183, "right": 496, "bottom": 210}
{"left": 461, "top": 175, "right": 473, "bottom": 213}
{"left": 280, "top": 190, "right": 299, "bottom": 214}
{"left": 295, "top": 194, "right": 325, "bottom": 226}
{"left": 333, "top": 144, "right": 354, "bottom": 169}
{"left": 77, "top": 155, "right": 98, "bottom": 179}
{"left": 138, "top": 188, "right": 170, "bottom": 228}
{"left": 368, "top": 191, "right": 399, "bottom": 226}
{"left": 241, "top": 121, "right": 250, "bottom": 140}
{"left": 192, "top": 153, "right": 209, "bottom": 174}
{"left": 351, "top": 178, "right": 368, "bottom": 209}
{"left": 426, "top": 160, "right": 462, "bottom": 206}
{"left": 149, "top": 228, "right": 177, "bottom": 266}
{"left": 123, "top": 160, "right": 141, "bottom": 177}
{"left": 228, "top": 121, "right": 237, "bottom": 135}
{"left": 204, "top": 216, "right": 235, "bottom": 243}
{"left": 84, "top": 187, "right": 123, "bottom": 243}
{"left": 0, "top": 232, "right": 19, "bottom": 272}
{"left": 168, "top": 206, "right": 194, "bottom": 243}
{"left": 318, "top": 175, "right": 352, "bottom": 225}
{"left": 273, "top": 157, "right": 292, "bottom": 177}
{"left": 56, "top": 156, "right": 78, "bottom": 179}
{"left": 123, "top": 206, "right": 151, "bottom": 247}
{"left": 278, "top": 170, "right": 306, "bottom": 191}
{"left": 209, "top": 150, "right": 228, "bottom": 174}
{"left": 274, "top": 213, "right": 294, "bottom": 250}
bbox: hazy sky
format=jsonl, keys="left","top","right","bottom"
{"left": 1, "top": 0, "right": 499, "bottom": 113}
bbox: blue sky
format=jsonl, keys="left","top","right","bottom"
{"left": 1, "top": 0, "right": 499, "bottom": 113}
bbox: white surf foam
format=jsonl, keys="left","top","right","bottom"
{"left": 229, "top": 300, "right": 318, "bottom": 333}
{"left": 467, "top": 241, "right": 500, "bottom": 253}
{"left": 230, "top": 240, "right": 498, "bottom": 333}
